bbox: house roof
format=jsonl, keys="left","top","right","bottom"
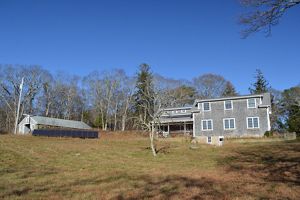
{"left": 194, "top": 93, "right": 265, "bottom": 103}
{"left": 192, "top": 93, "right": 271, "bottom": 108}
{"left": 158, "top": 117, "right": 193, "bottom": 124}
{"left": 29, "top": 116, "right": 91, "bottom": 130}
{"left": 161, "top": 106, "right": 192, "bottom": 111}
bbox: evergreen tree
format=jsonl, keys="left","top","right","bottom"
{"left": 287, "top": 104, "right": 300, "bottom": 134}
{"left": 249, "top": 69, "right": 269, "bottom": 94}
{"left": 281, "top": 86, "right": 300, "bottom": 134}
{"left": 222, "top": 81, "right": 238, "bottom": 97}
{"left": 134, "top": 63, "right": 154, "bottom": 129}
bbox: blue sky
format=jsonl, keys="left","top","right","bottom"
{"left": 0, "top": 0, "right": 299, "bottom": 94}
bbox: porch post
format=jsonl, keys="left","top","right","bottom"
{"left": 167, "top": 123, "right": 170, "bottom": 134}
{"left": 184, "top": 122, "right": 186, "bottom": 135}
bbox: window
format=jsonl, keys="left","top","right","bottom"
{"left": 247, "top": 117, "right": 259, "bottom": 129}
{"left": 247, "top": 98, "right": 256, "bottom": 108}
{"left": 223, "top": 118, "right": 235, "bottom": 130}
{"left": 181, "top": 109, "right": 186, "bottom": 113}
{"left": 224, "top": 100, "right": 233, "bottom": 110}
{"left": 203, "top": 102, "right": 211, "bottom": 111}
{"left": 202, "top": 119, "right": 213, "bottom": 131}
{"left": 207, "top": 136, "right": 212, "bottom": 144}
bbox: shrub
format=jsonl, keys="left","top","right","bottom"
{"left": 264, "top": 131, "right": 273, "bottom": 137}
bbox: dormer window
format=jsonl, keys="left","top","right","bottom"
{"left": 203, "top": 102, "right": 211, "bottom": 111}
{"left": 224, "top": 100, "right": 233, "bottom": 110}
{"left": 247, "top": 98, "right": 256, "bottom": 108}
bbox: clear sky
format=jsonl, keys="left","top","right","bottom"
{"left": 0, "top": 0, "right": 299, "bottom": 94}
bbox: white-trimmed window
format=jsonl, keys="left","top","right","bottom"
{"left": 223, "top": 118, "right": 235, "bottom": 130}
{"left": 247, "top": 98, "right": 256, "bottom": 108}
{"left": 202, "top": 119, "right": 213, "bottom": 131}
{"left": 224, "top": 100, "right": 233, "bottom": 110}
{"left": 247, "top": 117, "right": 259, "bottom": 129}
{"left": 207, "top": 136, "right": 212, "bottom": 144}
{"left": 203, "top": 102, "right": 211, "bottom": 111}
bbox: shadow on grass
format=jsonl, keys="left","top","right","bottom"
{"left": 0, "top": 165, "right": 59, "bottom": 198}
{"left": 70, "top": 174, "right": 228, "bottom": 199}
{"left": 2, "top": 168, "right": 296, "bottom": 199}
{"left": 219, "top": 140, "right": 300, "bottom": 185}
{"left": 2, "top": 173, "right": 227, "bottom": 199}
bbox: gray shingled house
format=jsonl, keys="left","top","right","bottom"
{"left": 156, "top": 93, "right": 271, "bottom": 141}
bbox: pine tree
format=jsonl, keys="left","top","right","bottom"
{"left": 287, "top": 104, "right": 300, "bottom": 134}
{"left": 222, "top": 81, "right": 238, "bottom": 97}
{"left": 134, "top": 63, "right": 154, "bottom": 129}
{"left": 249, "top": 69, "right": 269, "bottom": 94}
{"left": 281, "top": 86, "right": 300, "bottom": 134}
{"left": 134, "top": 63, "right": 157, "bottom": 156}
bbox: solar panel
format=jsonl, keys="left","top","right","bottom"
{"left": 32, "top": 129, "right": 99, "bottom": 139}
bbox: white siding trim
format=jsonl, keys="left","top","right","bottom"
{"left": 192, "top": 113, "right": 195, "bottom": 137}
{"left": 267, "top": 107, "right": 271, "bottom": 131}
{"left": 197, "top": 103, "right": 201, "bottom": 110}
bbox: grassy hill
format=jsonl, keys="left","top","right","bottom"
{"left": 0, "top": 133, "right": 299, "bottom": 199}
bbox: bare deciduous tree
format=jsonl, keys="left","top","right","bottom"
{"left": 193, "top": 74, "right": 228, "bottom": 99}
{"left": 239, "top": 0, "right": 300, "bottom": 38}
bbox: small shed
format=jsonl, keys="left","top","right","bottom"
{"left": 18, "top": 115, "right": 91, "bottom": 134}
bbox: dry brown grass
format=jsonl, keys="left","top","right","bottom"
{"left": 0, "top": 133, "right": 299, "bottom": 199}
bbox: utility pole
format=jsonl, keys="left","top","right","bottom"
{"left": 14, "top": 77, "right": 24, "bottom": 134}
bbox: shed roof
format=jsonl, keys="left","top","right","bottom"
{"left": 29, "top": 116, "right": 91, "bottom": 130}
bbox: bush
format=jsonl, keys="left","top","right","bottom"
{"left": 264, "top": 131, "right": 273, "bottom": 137}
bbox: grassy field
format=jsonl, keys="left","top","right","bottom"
{"left": 0, "top": 133, "right": 299, "bottom": 200}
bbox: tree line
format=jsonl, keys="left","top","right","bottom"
{"left": 0, "top": 64, "right": 299, "bottom": 134}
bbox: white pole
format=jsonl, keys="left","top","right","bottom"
{"left": 14, "top": 77, "right": 24, "bottom": 134}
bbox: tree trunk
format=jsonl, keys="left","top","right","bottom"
{"left": 113, "top": 97, "right": 118, "bottom": 131}
{"left": 45, "top": 102, "right": 50, "bottom": 117}
{"left": 121, "top": 115, "right": 126, "bottom": 131}
{"left": 150, "top": 123, "right": 157, "bottom": 156}
{"left": 114, "top": 113, "right": 117, "bottom": 131}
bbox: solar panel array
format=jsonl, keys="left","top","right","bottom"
{"left": 32, "top": 129, "right": 99, "bottom": 139}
